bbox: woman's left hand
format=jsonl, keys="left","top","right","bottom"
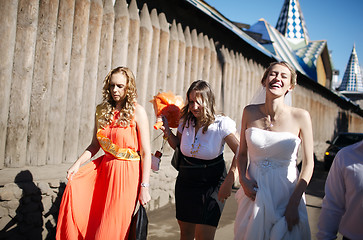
{"left": 160, "top": 115, "right": 173, "bottom": 142}
{"left": 284, "top": 201, "right": 299, "bottom": 231}
{"left": 139, "top": 186, "right": 151, "bottom": 206}
{"left": 218, "top": 172, "right": 234, "bottom": 203}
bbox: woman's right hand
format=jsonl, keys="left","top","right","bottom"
{"left": 67, "top": 163, "right": 80, "bottom": 180}
{"left": 240, "top": 177, "right": 258, "bottom": 201}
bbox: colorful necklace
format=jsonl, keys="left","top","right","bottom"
{"left": 190, "top": 126, "right": 201, "bottom": 157}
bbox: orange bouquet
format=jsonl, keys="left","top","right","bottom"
{"left": 150, "top": 92, "right": 184, "bottom": 129}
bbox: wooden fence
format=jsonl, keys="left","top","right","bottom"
{"left": 0, "top": 0, "right": 361, "bottom": 169}
{"left": 0, "top": 0, "right": 263, "bottom": 168}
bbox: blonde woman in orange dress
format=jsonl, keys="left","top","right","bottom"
{"left": 56, "top": 66, "right": 151, "bottom": 239}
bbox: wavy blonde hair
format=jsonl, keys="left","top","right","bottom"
{"left": 97, "top": 66, "right": 137, "bottom": 128}
{"left": 181, "top": 80, "right": 215, "bottom": 133}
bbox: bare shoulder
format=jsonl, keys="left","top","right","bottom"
{"left": 244, "top": 104, "right": 262, "bottom": 115}
{"left": 135, "top": 103, "right": 147, "bottom": 120}
{"left": 242, "top": 104, "right": 264, "bottom": 129}
{"left": 243, "top": 104, "right": 263, "bottom": 121}
{"left": 290, "top": 107, "right": 311, "bottom": 124}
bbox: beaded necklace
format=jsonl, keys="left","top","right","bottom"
{"left": 190, "top": 136, "right": 201, "bottom": 157}
{"left": 190, "top": 125, "right": 201, "bottom": 157}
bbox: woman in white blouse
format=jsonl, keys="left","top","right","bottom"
{"left": 161, "top": 80, "right": 239, "bottom": 240}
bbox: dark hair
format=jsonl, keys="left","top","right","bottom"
{"left": 180, "top": 80, "right": 215, "bottom": 133}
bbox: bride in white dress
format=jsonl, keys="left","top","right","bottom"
{"left": 234, "top": 62, "right": 314, "bottom": 240}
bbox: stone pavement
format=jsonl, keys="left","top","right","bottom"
{"left": 147, "top": 160, "right": 344, "bottom": 240}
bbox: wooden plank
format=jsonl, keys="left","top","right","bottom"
{"left": 27, "top": 0, "right": 59, "bottom": 166}
{"left": 230, "top": 50, "right": 238, "bottom": 120}
{"left": 96, "top": 0, "right": 114, "bottom": 104}
{"left": 63, "top": 0, "right": 90, "bottom": 163}
{"left": 214, "top": 43, "right": 223, "bottom": 110}
{"left": 112, "top": 0, "right": 129, "bottom": 68}
{"left": 202, "top": 35, "right": 211, "bottom": 83}
{"left": 197, "top": 33, "right": 204, "bottom": 80}
{"left": 224, "top": 48, "right": 232, "bottom": 116}
{"left": 183, "top": 26, "right": 192, "bottom": 93}
{"left": 157, "top": 13, "right": 169, "bottom": 92}
{"left": 78, "top": 0, "right": 103, "bottom": 153}
{"left": 47, "top": 0, "right": 75, "bottom": 164}
{"left": 190, "top": 29, "right": 198, "bottom": 85}
{"left": 166, "top": 20, "right": 179, "bottom": 93}
{"left": 5, "top": 0, "right": 39, "bottom": 167}
{"left": 176, "top": 23, "right": 186, "bottom": 96}
{"left": 0, "top": 0, "right": 18, "bottom": 168}
{"left": 127, "top": 0, "right": 139, "bottom": 74}
{"left": 241, "top": 57, "right": 248, "bottom": 107}
{"left": 246, "top": 59, "right": 253, "bottom": 105}
{"left": 236, "top": 53, "right": 245, "bottom": 127}
{"left": 208, "top": 39, "right": 217, "bottom": 99}
{"left": 147, "top": 8, "right": 160, "bottom": 100}
{"left": 137, "top": 3, "right": 153, "bottom": 107}
{"left": 146, "top": 8, "right": 160, "bottom": 144}
{"left": 220, "top": 46, "right": 230, "bottom": 114}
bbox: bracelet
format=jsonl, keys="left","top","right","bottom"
{"left": 140, "top": 182, "right": 149, "bottom": 188}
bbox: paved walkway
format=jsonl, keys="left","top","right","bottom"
{"left": 147, "top": 161, "right": 343, "bottom": 240}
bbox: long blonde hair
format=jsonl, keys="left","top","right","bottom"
{"left": 97, "top": 66, "right": 137, "bottom": 128}
{"left": 181, "top": 80, "right": 215, "bottom": 133}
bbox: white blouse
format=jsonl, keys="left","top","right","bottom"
{"left": 177, "top": 115, "right": 236, "bottom": 160}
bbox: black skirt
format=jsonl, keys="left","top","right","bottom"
{"left": 175, "top": 154, "right": 226, "bottom": 227}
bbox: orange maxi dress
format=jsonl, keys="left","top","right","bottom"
{"left": 56, "top": 111, "right": 141, "bottom": 240}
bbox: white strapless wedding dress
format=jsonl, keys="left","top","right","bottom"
{"left": 234, "top": 127, "right": 311, "bottom": 240}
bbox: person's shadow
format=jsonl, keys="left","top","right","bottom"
{"left": 43, "top": 182, "right": 66, "bottom": 240}
{"left": 0, "top": 170, "right": 44, "bottom": 240}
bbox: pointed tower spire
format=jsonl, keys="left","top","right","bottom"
{"left": 275, "top": 0, "right": 310, "bottom": 47}
{"left": 338, "top": 45, "right": 363, "bottom": 92}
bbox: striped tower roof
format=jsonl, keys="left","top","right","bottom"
{"left": 338, "top": 45, "right": 363, "bottom": 92}
{"left": 248, "top": 19, "right": 307, "bottom": 75}
{"left": 275, "top": 0, "right": 310, "bottom": 46}
{"left": 295, "top": 40, "right": 327, "bottom": 80}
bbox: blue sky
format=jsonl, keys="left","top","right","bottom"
{"left": 204, "top": 0, "right": 363, "bottom": 81}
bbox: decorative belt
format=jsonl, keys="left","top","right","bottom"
{"left": 180, "top": 154, "right": 224, "bottom": 169}
{"left": 97, "top": 130, "right": 140, "bottom": 161}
